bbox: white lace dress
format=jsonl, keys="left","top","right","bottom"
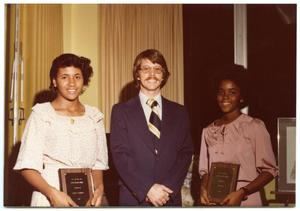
{"left": 14, "top": 102, "right": 109, "bottom": 206}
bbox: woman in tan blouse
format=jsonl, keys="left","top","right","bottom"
{"left": 199, "top": 64, "right": 277, "bottom": 206}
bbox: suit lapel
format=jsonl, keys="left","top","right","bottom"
{"left": 128, "top": 96, "right": 155, "bottom": 151}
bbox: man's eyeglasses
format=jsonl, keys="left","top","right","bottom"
{"left": 139, "top": 65, "right": 163, "bottom": 74}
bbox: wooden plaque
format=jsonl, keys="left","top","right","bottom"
{"left": 207, "top": 162, "right": 240, "bottom": 204}
{"left": 58, "top": 168, "right": 93, "bottom": 206}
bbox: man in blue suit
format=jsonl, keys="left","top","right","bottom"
{"left": 110, "top": 49, "right": 193, "bottom": 206}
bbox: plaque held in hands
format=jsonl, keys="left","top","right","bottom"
{"left": 207, "top": 162, "right": 240, "bottom": 204}
{"left": 59, "top": 168, "right": 93, "bottom": 206}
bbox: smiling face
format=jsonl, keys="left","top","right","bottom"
{"left": 137, "top": 59, "right": 164, "bottom": 97}
{"left": 52, "top": 66, "right": 84, "bottom": 102}
{"left": 217, "top": 79, "right": 244, "bottom": 116}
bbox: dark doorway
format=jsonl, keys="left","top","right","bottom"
{"left": 183, "top": 4, "right": 234, "bottom": 151}
{"left": 247, "top": 4, "right": 296, "bottom": 151}
{"left": 183, "top": 4, "right": 235, "bottom": 201}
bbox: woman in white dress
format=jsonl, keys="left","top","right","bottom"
{"left": 14, "top": 53, "right": 109, "bottom": 207}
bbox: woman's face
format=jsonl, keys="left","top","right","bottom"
{"left": 217, "top": 79, "right": 243, "bottom": 115}
{"left": 53, "top": 66, "right": 84, "bottom": 102}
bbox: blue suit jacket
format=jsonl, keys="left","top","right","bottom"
{"left": 110, "top": 96, "right": 193, "bottom": 206}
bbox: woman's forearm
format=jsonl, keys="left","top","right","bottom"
{"left": 239, "top": 171, "right": 274, "bottom": 196}
{"left": 200, "top": 173, "right": 209, "bottom": 192}
{"left": 92, "top": 170, "right": 104, "bottom": 192}
{"left": 21, "top": 169, "right": 54, "bottom": 198}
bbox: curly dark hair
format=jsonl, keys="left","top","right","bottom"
{"left": 49, "top": 53, "right": 93, "bottom": 92}
{"left": 212, "top": 64, "right": 250, "bottom": 109}
{"left": 133, "top": 49, "right": 170, "bottom": 89}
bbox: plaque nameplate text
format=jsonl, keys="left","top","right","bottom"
{"left": 59, "top": 168, "right": 93, "bottom": 206}
{"left": 207, "top": 162, "right": 240, "bottom": 204}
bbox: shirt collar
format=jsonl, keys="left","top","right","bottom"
{"left": 139, "top": 91, "right": 162, "bottom": 107}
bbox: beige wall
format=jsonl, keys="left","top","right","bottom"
{"left": 62, "top": 4, "right": 100, "bottom": 108}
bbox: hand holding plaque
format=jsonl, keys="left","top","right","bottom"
{"left": 207, "top": 162, "right": 240, "bottom": 204}
{"left": 59, "top": 168, "right": 93, "bottom": 206}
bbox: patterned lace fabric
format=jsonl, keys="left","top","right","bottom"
{"left": 14, "top": 102, "right": 109, "bottom": 206}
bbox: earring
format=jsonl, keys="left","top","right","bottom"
{"left": 80, "top": 87, "right": 87, "bottom": 94}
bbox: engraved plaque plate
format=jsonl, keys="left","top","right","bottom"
{"left": 59, "top": 168, "right": 93, "bottom": 206}
{"left": 207, "top": 162, "right": 240, "bottom": 204}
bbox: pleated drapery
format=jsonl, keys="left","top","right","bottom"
{"left": 99, "top": 4, "right": 184, "bottom": 131}
{"left": 21, "top": 4, "right": 63, "bottom": 116}
{"left": 5, "top": 4, "right": 63, "bottom": 205}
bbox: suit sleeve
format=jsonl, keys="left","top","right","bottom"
{"left": 109, "top": 104, "right": 153, "bottom": 202}
{"left": 162, "top": 108, "right": 194, "bottom": 197}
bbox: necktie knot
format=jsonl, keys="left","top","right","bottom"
{"left": 147, "top": 99, "right": 158, "bottom": 108}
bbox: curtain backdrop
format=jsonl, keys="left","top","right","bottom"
{"left": 21, "top": 4, "right": 63, "bottom": 117}
{"left": 6, "top": 4, "right": 63, "bottom": 155}
{"left": 99, "top": 4, "right": 184, "bottom": 131}
{"left": 5, "top": 4, "right": 63, "bottom": 205}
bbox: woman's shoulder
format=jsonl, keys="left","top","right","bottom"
{"left": 239, "top": 114, "right": 265, "bottom": 125}
{"left": 84, "top": 104, "right": 104, "bottom": 122}
{"left": 29, "top": 102, "right": 56, "bottom": 122}
{"left": 238, "top": 114, "right": 267, "bottom": 133}
{"left": 31, "top": 102, "right": 53, "bottom": 114}
{"left": 202, "top": 119, "right": 221, "bottom": 135}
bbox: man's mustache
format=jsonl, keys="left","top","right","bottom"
{"left": 145, "top": 76, "right": 161, "bottom": 81}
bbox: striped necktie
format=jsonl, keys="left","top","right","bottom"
{"left": 147, "top": 99, "right": 161, "bottom": 139}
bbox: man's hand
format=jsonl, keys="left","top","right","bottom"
{"left": 146, "top": 183, "right": 173, "bottom": 207}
